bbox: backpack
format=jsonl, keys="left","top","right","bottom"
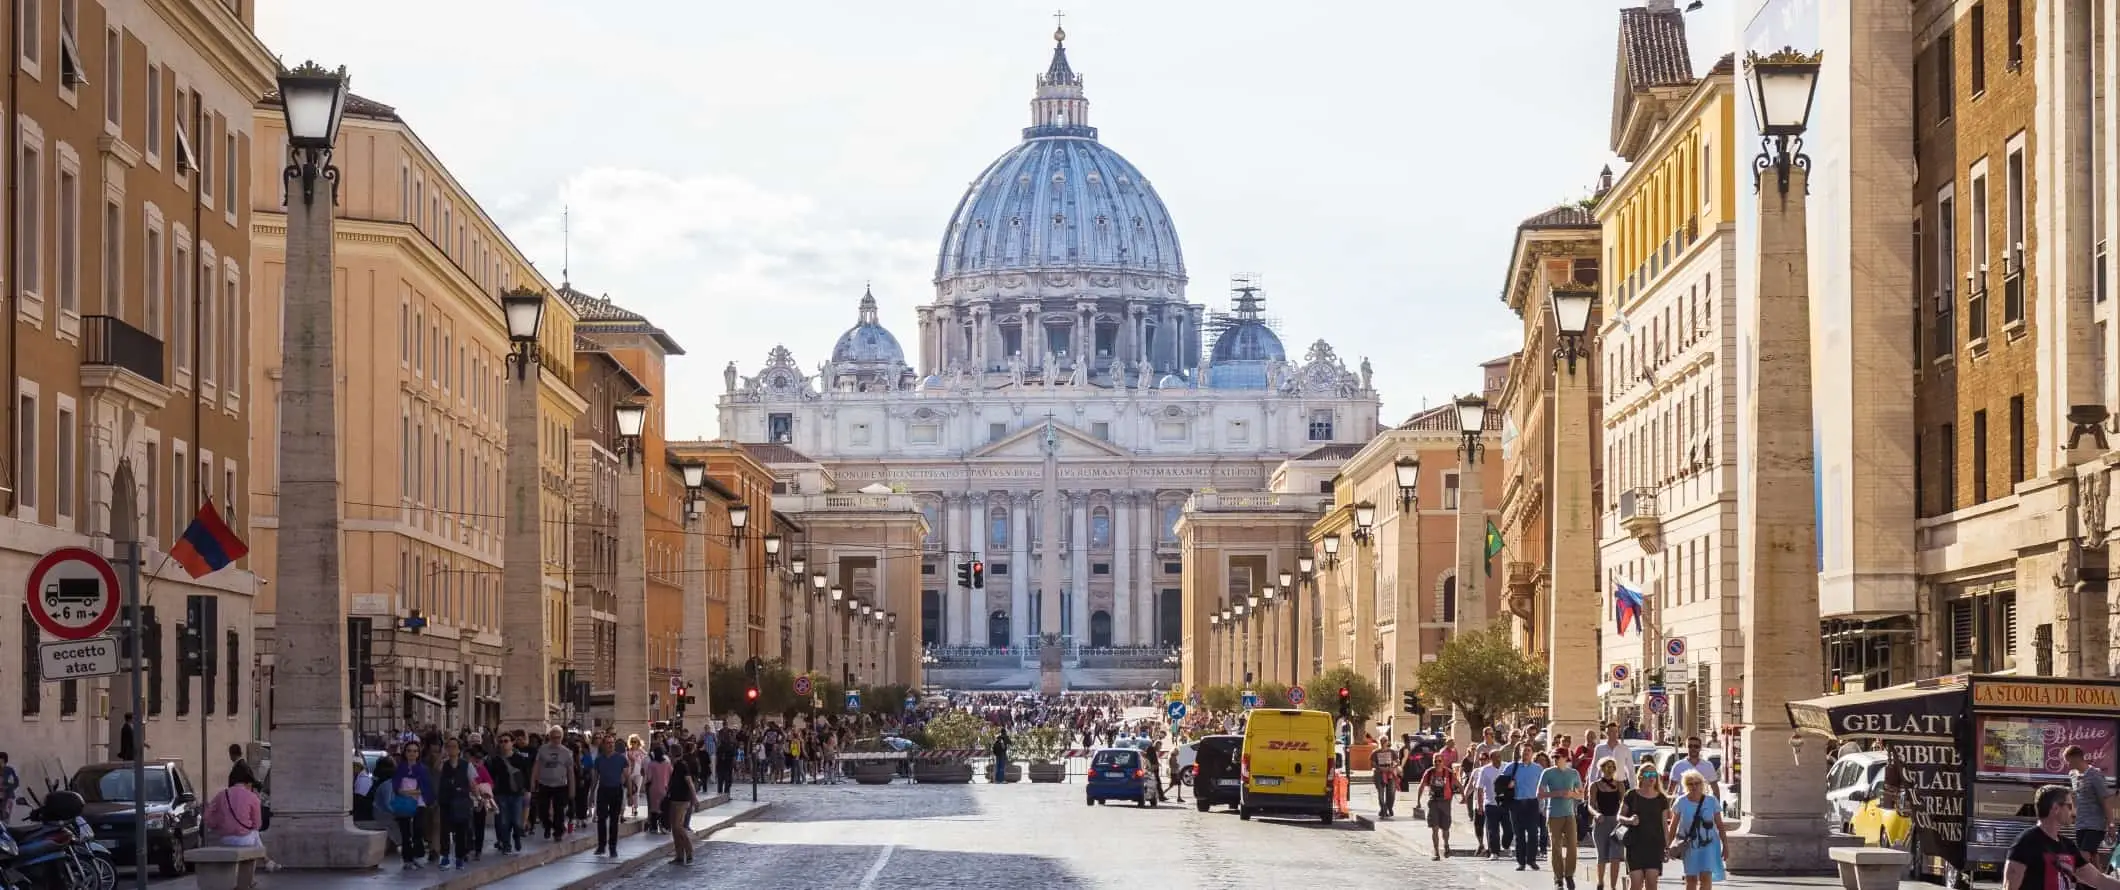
{"left": 1492, "top": 764, "right": 1518, "bottom": 801}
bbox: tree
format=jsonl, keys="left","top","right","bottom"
{"left": 1254, "top": 681, "right": 1293, "bottom": 710}
{"left": 1201, "top": 684, "right": 1241, "bottom": 714}
{"left": 1310, "top": 666, "right": 1384, "bottom": 727}
{"left": 1413, "top": 623, "right": 1549, "bottom": 733}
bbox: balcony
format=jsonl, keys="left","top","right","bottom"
{"left": 1504, "top": 561, "right": 1542, "bottom": 623}
{"left": 1619, "top": 487, "right": 1661, "bottom": 546}
{"left": 78, "top": 314, "right": 171, "bottom": 410}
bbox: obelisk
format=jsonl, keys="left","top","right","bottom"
{"left": 1039, "top": 418, "right": 1065, "bottom": 694}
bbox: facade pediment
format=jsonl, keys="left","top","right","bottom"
{"left": 970, "top": 422, "right": 1130, "bottom": 459}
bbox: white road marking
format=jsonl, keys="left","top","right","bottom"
{"left": 857, "top": 843, "right": 897, "bottom": 890}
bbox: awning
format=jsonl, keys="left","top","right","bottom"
{"left": 1786, "top": 675, "right": 1968, "bottom": 742}
{"left": 407, "top": 691, "right": 444, "bottom": 707}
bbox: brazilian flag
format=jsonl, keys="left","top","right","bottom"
{"left": 1483, "top": 520, "right": 1503, "bottom": 576}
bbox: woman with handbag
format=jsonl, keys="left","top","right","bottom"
{"left": 203, "top": 763, "right": 265, "bottom": 847}
{"left": 1671, "top": 771, "right": 1729, "bottom": 889}
{"left": 665, "top": 742, "right": 700, "bottom": 865}
{"left": 1617, "top": 764, "right": 1669, "bottom": 889}
{"left": 1587, "top": 757, "right": 1630, "bottom": 890}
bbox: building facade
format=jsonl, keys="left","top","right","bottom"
{"left": 0, "top": 0, "right": 273, "bottom": 793}
{"left": 249, "top": 89, "right": 581, "bottom": 737}
{"left": 1594, "top": 42, "right": 1745, "bottom": 739}
{"left": 717, "top": 31, "right": 1381, "bottom": 664}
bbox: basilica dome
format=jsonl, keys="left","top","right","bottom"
{"left": 831, "top": 287, "right": 906, "bottom": 366}
{"left": 933, "top": 29, "right": 1184, "bottom": 282}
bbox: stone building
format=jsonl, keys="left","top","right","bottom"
{"left": 717, "top": 29, "right": 1381, "bottom": 667}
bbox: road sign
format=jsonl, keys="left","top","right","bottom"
{"left": 39, "top": 637, "right": 119, "bottom": 682}
{"left": 793, "top": 676, "right": 812, "bottom": 697}
{"left": 1287, "top": 685, "right": 1307, "bottom": 706}
{"left": 26, "top": 547, "right": 120, "bottom": 641}
{"left": 1611, "top": 664, "right": 1631, "bottom": 683}
{"left": 1166, "top": 701, "right": 1187, "bottom": 720}
{"left": 1647, "top": 692, "right": 1669, "bottom": 715}
{"left": 1188, "top": 692, "right": 1201, "bottom": 707}
{"left": 845, "top": 691, "right": 861, "bottom": 713}
{"left": 1665, "top": 638, "right": 1686, "bottom": 659}
{"left": 1241, "top": 690, "right": 1259, "bottom": 709}
{"left": 670, "top": 676, "right": 685, "bottom": 695}
{"left": 903, "top": 695, "right": 916, "bottom": 712}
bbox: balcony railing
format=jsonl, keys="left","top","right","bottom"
{"left": 1619, "top": 487, "right": 1661, "bottom": 543}
{"left": 81, "top": 314, "right": 164, "bottom": 385}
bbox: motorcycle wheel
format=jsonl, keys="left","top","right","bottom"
{"left": 89, "top": 855, "right": 114, "bottom": 890}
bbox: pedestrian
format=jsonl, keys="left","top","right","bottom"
{"left": 435, "top": 738, "right": 477, "bottom": 870}
{"left": 1592, "top": 725, "right": 1637, "bottom": 789}
{"left": 715, "top": 729, "right": 737, "bottom": 796}
{"left": 203, "top": 763, "right": 265, "bottom": 848}
{"left": 1672, "top": 770, "right": 1728, "bottom": 890}
{"left": 1668, "top": 737, "right": 1722, "bottom": 801}
{"left": 1587, "top": 758, "right": 1628, "bottom": 890}
{"left": 1618, "top": 764, "right": 1668, "bottom": 890}
{"left": 643, "top": 746, "right": 672, "bottom": 835}
{"left": 992, "top": 728, "right": 1012, "bottom": 784}
{"left": 0, "top": 753, "right": 18, "bottom": 824}
{"left": 485, "top": 736, "right": 526, "bottom": 854}
{"left": 1508, "top": 745, "right": 1546, "bottom": 872}
{"left": 666, "top": 745, "right": 699, "bottom": 866}
{"left": 531, "top": 728, "right": 574, "bottom": 841}
{"left": 1371, "top": 739, "right": 1402, "bottom": 820}
{"left": 1541, "top": 746, "right": 1585, "bottom": 890}
{"left": 1475, "top": 749, "right": 1509, "bottom": 858}
{"left": 2006, "top": 784, "right": 2120, "bottom": 890}
{"left": 116, "top": 713, "right": 140, "bottom": 761}
{"left": 624, "top": 734, "right": 646, "bottom": 817}
{"left": 593, "top": 735, "right": 630, "bottom": 856}
{"left": 1418, "top": 754, "right": 1459, "bottom": 861}
{"left": 392, "top": 741, "right": 431, "bottom": 870}
{"left": 2071, "top": 744, "right": 2116, "bottom": 872}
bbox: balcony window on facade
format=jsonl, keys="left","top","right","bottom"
{"left": 172, "top": 240, "right": 189, "bottom": 372}
{"left": 100, "top": 200, "right": 117, "bottom": 317}
{"left": 144, "top": 222, "right": 162, "bottom": 339}
{"left": 1936, "top": 31, "right": 1954, "bottom": 120}
{"left": 1936, "top": 188, "right": 1955, "bottom": 356}
{"left": 1947, "top": 587, "right": 2018, "bottom": 673}
{"left": 57, "top": 164, "right": 75, "bottom": 314}
{"left": 14, "top": 392, "right": 34, "bottom": 513}
{"left": 1307, "top": 410, "right": 1333, "bottom": 441}
{"left": 18, "top": 141, "right": 38, "bottom": 303}
{"left": 1968, "top": 166, "right": 1988, "bottom": 343}
{"left": 1442, "top": 471, "right": 1460, "bottom": 509}
{"left": 55, "top": 403, "right": 72, "bottom": 525}
{"left": 145, "top": 64, "right": 161, "bottom": 159}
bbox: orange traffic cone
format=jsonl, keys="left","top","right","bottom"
{"left": 1332, "top": 768, "right": 1351, "bottom": 818}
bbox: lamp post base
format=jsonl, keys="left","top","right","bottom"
{"left": 262, "top": 813, "right": 387, "bottom": 870}
{"left": 1039, "top": 643, "right": 1064, "bottom": 695}
{"left": 1722, "top": 817, "right": 1849, "bottom": 874}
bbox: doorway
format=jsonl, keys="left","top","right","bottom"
{"left": 988, "top": 611, "right": 1011, "bottom": 648}
{"left": 1089, "top": 611, "right": 1112, "bottom": 648}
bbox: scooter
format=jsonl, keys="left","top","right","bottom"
{"left": 0, "top": 827, "right": 39, "bottom": 889}
{"left": 14, "top": 790, "right": 112, "bottom": 890}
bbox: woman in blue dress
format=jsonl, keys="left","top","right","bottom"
{"left": 1670, "top": 770, "right": 1730, "bottom": 889}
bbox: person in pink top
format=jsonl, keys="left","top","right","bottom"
{"left": 642, "top": 746, "right": 674, "bottom": 834}
{"left": 204, "top": 763, "right": 265, "bottom": 847}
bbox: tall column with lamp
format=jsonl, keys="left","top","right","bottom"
{"left": 1447, "top": 395, "right": 1490, "bottom": 745}
{"left": 1207, "top": 613, "right": 1221, "bottom": 685}
{"left": 728, "top": 503, "right": 751, "bottom": 659}
{"left": 1724, "top": 49, "right": 1829, "bottom": 871}
{"left": 498, "top": 286, "right": 553, "bottom": 738}
{"left": 1258, "top": 587, "right": 1277, "bottom": 684}
{"left": 762, "top": 532, "right": 785, "bottom": 660}
{"left": 1112, "top": 492, "right": 1132, "bottom": 646}
{"left": 265, "top": 63, "right": 387, "bottom": 868}
{"left": 1296, "top": 555, "right": 1317, "bottom": 681}
{"left": 1317, "top": 536, "right": 1342, "bottom": 669}
{"left": 1235, "top": 602, "right": 1250, "bottom": 685}
{"left": 1349, "top": 502, "right": 1378, "bottom": 677}
{"left": 830, "top": 583, "right": 848, "bottom": 685}
{"left": 613, "top": 401, "right": 651, "bottom": 735}
{"left": 1277, "top": 570, "right": 1295, "bottom": 683}
{"left": 1391, "top": 457, "right": 1422, "bottom": 737}
{"left": 678, "top": 462, "right": 710, "bottom": 716}
{"left": 1547, "top": 283, "right": 1600, "bottom": 739}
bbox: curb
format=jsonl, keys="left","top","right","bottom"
{"left": 536, "top": 801, "right": 772, "bottom": 890}
{"left": 370, "top": 794, "right": 737, "bottom": 890}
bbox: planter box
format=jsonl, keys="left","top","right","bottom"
{"left": 914, "top": 761, "right": 974, "bottom": 784}
{"left": 988, "top": 762, "right": 1024, "bottom": 783}
{"left": 848, "top": 760, "right": 900, "bottom": 785}
{"left": 1027, "top": 762, "right": 1066, "bottom": 783}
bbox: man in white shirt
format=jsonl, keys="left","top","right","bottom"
{"left": 1667, "top": 735, "right": 1721, "bottom": 798}
{"left": 1591, "top": 723, "right": 1638, "bottom": 787}
{"left": 1473, "top": 749, "right": 1510, "bottom": 859}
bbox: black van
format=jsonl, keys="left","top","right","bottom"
{"left": 1191, "top": 735, "right": 1245, "bottom": 812}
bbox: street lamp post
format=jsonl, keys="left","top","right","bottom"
{"left": 1208, "top": 613, "right": 1221, "bottom": 685}
{"left": 1448, "top": 393, "right": 1490, "bottom": 746}
{"left": 614, "top": 401, "right": 651, "bottom": 735}
{"left": 679, "top": 461, "right": 710, "bottom": 724}
{"left": 1235, "top": 602, "right": 1250, "bottom": 685}
{"left": 1548, "top": 282, "right": 1599, "bottom": 740}
{"left": 265, "top": 61, "right": 387, "bottom": 869}
{"left": 1725, "top": 47, "right": 1828, "bottom": 873}
{"left": 499, "top": 286, "right": 553, "bottom": 741}
{"left": 1298, "top": 556, "right": 1319, "bottom": 678}
{"left": 728, "top": 503, "right": 751, "bottom": 662}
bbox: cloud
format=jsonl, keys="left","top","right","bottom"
{"left": 502, "top": 168, "right": 934, "bottom": 439}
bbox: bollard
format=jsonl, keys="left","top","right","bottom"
{"left": 1331, "top": 768, "right": 1350, "bottom": 819}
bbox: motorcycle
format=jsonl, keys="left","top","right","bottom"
{"left": 13, "top": 790, "right": 113, "bottom": 890}
{"left": 0, "top": 827, "right": 37, "bottom": 889}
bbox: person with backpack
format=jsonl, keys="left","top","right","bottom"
{"left": 1507, "top": 745, "right": 1547, "bottom": 872}
{"left": 666, "top": 743, "right": 700, "bottom": 865}
{"left": 390, "top": 741, "right": 431, "bottom": 870}
{"left": 485, "top": 735, "right": 527, "bottom": 854}
{"left": 1476, "top": 748, "right": 1511, "bottom": 858}
{"left": 435, "top": 738, "right": 478, "bottom": 870}
{"left": 1419, "top": 753, "right": 1461, "bottom": 860}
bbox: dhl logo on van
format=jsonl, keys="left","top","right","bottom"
{"left": 1263, "top": 740, "right": 1316, "bottom": 751}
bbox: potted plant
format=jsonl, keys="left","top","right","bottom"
{"left": 840, "top": 737, "right": 904, "bottom": 785}
{"left": 913, "top": 711, "right": 983, "bottom": 784}
{"left": 1020, "top": 725, "right": 1069, "bottom": 783}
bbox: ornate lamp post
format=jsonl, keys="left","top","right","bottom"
{"left": 612, "top": 401, "right": 650, "bottom": 733}
{"left": 1546, "top": 280, "right": 1600, "bottom": 739}
{"left": 678, "top": 461, "right": 710, "bottom": 720}
{"left": 1394, "top": 456, "right": 1421, "bottom": 511}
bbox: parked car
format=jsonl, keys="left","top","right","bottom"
{"left": 1826, "top": 751, "right": 1889, "bottom": 833}
{"left": 1085, "top": 748, "right": 1158, "bottom": 808}
{"left": 72, "top": 759, "right": 201, "bottom": 877}
{"left": 1190, "top": 735, "right": 1245, "bottom": 812}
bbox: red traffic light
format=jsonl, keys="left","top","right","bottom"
{"left": 745, "top": 686, "right": 759, "bottom": 701}
{"left": 1337, "top": 687, "right": 1350, "bottom": 699}
{"left": 1728, "top": 686, "right": 1740, "bottom": 697}
{"left": 972, "top": 560, "right": 983, "bottom": 572}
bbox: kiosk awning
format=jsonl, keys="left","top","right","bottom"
{"left": 1786, "top": 675, "right": 1969, "bottom": 742}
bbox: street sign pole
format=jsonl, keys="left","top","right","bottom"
{"left": 124, "top": 540, "right": 147, "bottom": 890}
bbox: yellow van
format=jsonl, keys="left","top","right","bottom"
{"left": 1239, "top": 708, "right": 1336, "bottom": 823}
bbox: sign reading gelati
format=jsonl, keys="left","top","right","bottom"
{"left": 1974, "top": 681, "right": 2120, "bottom": 711}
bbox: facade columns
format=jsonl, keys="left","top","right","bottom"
{"left": 500, "top": 353, "right": 549, "bottom": 736}
{"left": 1070, "top": 493, "right": 1090, "bottom": 644}
{"left": 1549, "top": 285, "right": 1600, "bottom": 740}
{"left": 615, "top": 458, "right": 650, "bottom": 734}
{"left": 1011, "top": 493, "right": 1031, "bottom": 645}
{"left": 1113, "top": 492, "right": 1133, "bottom": 646}
{"left": 969, "top": 494, "right": 988, "bottom": 645}
{"left": 1021, "top": 304, "right": 1043, "bottom": 371}
{"left": 1137, "top": 496, "right": 1157, "bottom": 643}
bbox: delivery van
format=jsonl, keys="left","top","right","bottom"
{"left": 1239, "top": 708, "right": 1336, "bottom": 823}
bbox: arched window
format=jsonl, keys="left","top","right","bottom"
{"left": 1439, "top": 572, "right": 1459, "bottom": 625}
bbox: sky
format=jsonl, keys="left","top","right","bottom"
{"left": 257, "top": 0, "right": 1737, "bottom": 438}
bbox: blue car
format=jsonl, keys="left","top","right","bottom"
{"left": 1084, "top": 748, "right": 1159, "bottom": 808}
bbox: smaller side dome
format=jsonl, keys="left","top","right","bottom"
{"left": 1209, "top": 324, "right": 1286, "bottom": 363}
{"left": 830, "top": 286, "right": 907, "bottom": 366}
{"left": 1156, "top": 373, "right": 1189, "bottom": 389}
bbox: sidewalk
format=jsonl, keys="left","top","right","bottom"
{"left": 1346, "top": 783, "right": 1930, "bottom": 890}
{"left": 147, "top": 794, "right": 766, "bottom": 890}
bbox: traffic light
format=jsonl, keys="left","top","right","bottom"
{"left": 956, "top": 561, "right": 971, "bottom": 587}
{"left": 1403, "top": 690, "right": 1424, "bottom": 715}
{"left": 744, "top": 685, "right": 760, "bottom": 714}
{"left": 1337, "top": 686, "right": 1352, "bottom": 719}
{"left": 972, "top": 560, "right": 984, "bottom": 589}
{"left": 445, "top": 682, "right": 461, "bottom": 710}
{"left": 1727, "top": 685, "right": 1742, "bottom": 715}
{"left": 401, "top": 689, "right": 416, "bottom": 722}
{"left": 178, "top": 623, "right": 204, "bottom": 678}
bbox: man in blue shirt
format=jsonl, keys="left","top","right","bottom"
{"left": 592, "top": 737, "right": 631, "bottom": 856}
{"left": 1509, "top": 744, "right": 1546, "bottom": 872}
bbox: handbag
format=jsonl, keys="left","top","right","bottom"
{"left": 1667, "top": 797, "right": 1710, "bottom": 861}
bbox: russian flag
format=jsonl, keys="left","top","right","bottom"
{"left": 170, "top": 500, "right": 248, "bottom": 579}
{"left": 1613, "top": 579, "right": 1647, "bottom": 637}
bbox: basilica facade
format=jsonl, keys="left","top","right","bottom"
{"left": 717, "top": 28, "right": 1381, "bottom": 651}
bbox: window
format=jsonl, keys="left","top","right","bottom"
{"left": 222, "top": 131, "right": 235, "bottom": 210}
{"left": 1970, "top": 3, "right": 1986, "bottom": 93}
{"left": 102, "top": 28, "right": 118, "bottom": 126}
{"left": 55, "top": 404, "right": 72, "bottom": 522}
{"left": 18, "top": 142, "right": 38, "bottom": 298}
{"left": 1969, "top": 168, "right": 1988, "bottom": 342}
{"left": 172, "top": 87, "right": 194, "bottom": 177}
{"left": 20, "top": 606, "right": 38, "bottom": 716}
{"left": 225, "top": 629, "right": 239, "bottom": 713}
{"left": 172, "top": 240, "right": 189, "bottom": 371}
{"left": 1936, "top": 189, "right": 1956, "bottom": 355}
{"left": 1973, "top": 409, "right": 1988, "bottom": 501}
{"left": 1940, "top": 423, "right": 1957, "bottom": 512}
{"left": 2005, "top": 141, "right": 2027, "bottom": 324}
{"left": 175, "top": 621, "right": 190, "bottom": 716}
{"left": 144, "top": 607, "right": 162, "bottom": 715}
{"left": 1092, "top": 422, "right": 1109, "bottom": 440}
{"left": 988, "top": 422, "right": 1007, "bottom": 444}
{"left": 2007, "top": 0, "right": 2023, "bottom": 68}
{"left": 144, "top": 64, "right": 160, "bottom": 159}
{"left": 201, "top": 257, "right": 214, "bottom": 385}
{"left": 15, "top": 392, "right": 34, "bottom": 511}
{"left": 221, "top": 274, "right": 238, "bottom": 397}
{"left": 2009, "top": 395, "right": 2026, "bottom": 484}
{"left": 144, "top": 222, "right": 162, "bottom": 338}
{"left": 100, "top": 199, "right": 118, "bottom": 316}
{"left": 1936, "top": 31, "right": 1953, "bottom": 119}
{"left": 989, "top": 508, "right": 1009, "bottom": 548}
{"left": 1443, "top": 471, "right": 1461, "bottom": 510}
{"left": 1307, "top": 409, "right": 1334, "bottom": 441}
{"left": 399, "top": 166, "right": 410, "bottom": 221}
{"left": 850, "top": 421, "right": 870, "bottom": 445}
{"left": 17, "top": 0, "right": 39, "bottom": 67}
{"left": 56, "top": 165, "right": 75, "bottom": 313}
{"left": 145, "top": 441, "right": 158, "bottom": 539}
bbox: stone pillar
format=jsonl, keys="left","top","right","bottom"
{"left": 1455, "top": 455, "right": 1489, "bottom": 632}
{"left": 1021, "top": 304, "right": 1043, "bottom": 373}
{"left": 1725, "top": 166, "right": 1828, "bottom": 871}
{"left": 945, "top": 494, "right": 966, "bottom": 646}
{"left": 969, "top": 493, "right": 988, "bottom": 645}
{"left": 681, "top": 514, "right": 710, "bottom": 716}
{"left": 1113, "top": 492, "right": 1132, "bottom": 646}
{"left": 1070, "top": 493, "right": 1090, "bottom": 645}
{"left": 729, "top": 522, "right": 751, "bottom": 662}
{"left": 1548, "top": 294, "right": 1600, "bottom": 740}
{"left": 263, "top": 153, "right": 387, "bottom": 869}
{"left": 615, "top": 457, "right": 650, "bottom": 736}
{"left": 1011, "top": 493, "right": 1031, "bottom": 646}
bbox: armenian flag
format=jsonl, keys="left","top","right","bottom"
{"left": 1613, "top": 579, "right": 1647, "bottom": 637}
{"left": 170, "top": 500, "right": 248, "bottom": 578}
